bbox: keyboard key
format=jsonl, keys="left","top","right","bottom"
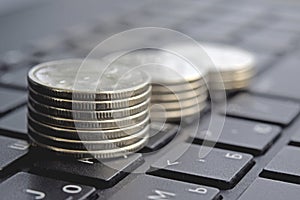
{"left": 239, "top": 29, "right": 298, "bottom": 54}
{"left": 0, "top": 68, "right": 29, "bottom": 89}
{"left": 30, "top": 36, "right": 70, "bottom": 57}
{"left": 238, "top": 178, "right": 300, "bottom": 200}
{"left": 290, "top": 130, "right": 300, "bottom": 146}
{"left": 33, "top": 153, "right": 143, "bottom": 188}
{"left": 150, "top": 144, "right": 254, "bottom": 189}
{"left": 192, "top": 115, "right": 281, "bottom": 155}
{"left": 0, "top": 172, "right": 96, "bottom": 200}
{"left": 251, "top": 54, "right": 300, "bottom": 101}
{"left": 269, "top": 18, "right": 300, "bottom": 33}
{"left": 0, "top": 136, "right": 29, "bottom": 172}
{"left": 225, "top": 93, "right": 300, "bottom": 125}
{"left": 0, "top": 106, "right": 27, "bottom": 139}
{"left": 262, "top": 146, "right": 300, "bottom": 184}
{"left": 144, "top": 122, "right": 178, "bottom": 151}
{"left": 108, "top": 175, "right": 220, "bottom": 200}
{"left": 0, "top": 50, "right": 30, "bottom": 70}
{"left": 0, "top": 88, "right": 26, "bottom": 115}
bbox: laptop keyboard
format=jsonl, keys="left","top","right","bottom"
{"left": 1, "top": 0, "right": 300, "bottom": 199}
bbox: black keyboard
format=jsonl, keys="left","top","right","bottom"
{"left": 1, "top": 0, "right": 300, "bottom": 199}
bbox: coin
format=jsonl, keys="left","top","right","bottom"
{"left": 105, "top": 48, "right": 209, "bottom": 122}
{"left": 210, "top": 68, "right": 254, "bottom": 82}
{"left": 151, "top": 102, "right": 207, "bottom": 121}
{"left": 28, "top": 125, "right": 149, "bottom": 150}
{"left": 151, "top": 93, "right": 208, "bottom": 110}
{"left": 28, "top": 59, "right": 152, "bottom": 158}
{"left": 28, "top": 59, "right": 151, "bottom": 101}
{"left": 28, "top": 105, "right": 149, "bottom": 130}
{"left": 210, "top": 78, "right": 252, "bottom": 90}
{"left": 201, "top": 43, "right": 256, "bottom": 91}
{"left": 151, "top": 80, "right": 207, "bottom": 94}
{"left": 28, "top": 115, "right": 150, "bottom": 140}
{"left": 29, "top": 134, "right": 149, "bottom": 159}
{"left": 106, "top": 48, "right": 207, "bottom": 84}
{"left": 151, "top": 86, "right": 207, "bottom": 102}
{"left": 29, "top": 96, "right": 150, "bottom": 120}
{"left": 29, "top": 86, "right": 151, "bottom": 110}
{"left": 202, "top": 43, "right": 255, "bottom": 73}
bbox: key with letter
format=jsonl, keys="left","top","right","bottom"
{"left": 0, "top": 136, "right": 29, "bottom": 173}
{"left": 33, "top": 153, "right": 143, "bottom": 188}
{"left": 191, "top": 115, "right": 281, "bottom": 155}
{"left": 150, "top": 144, "right": 254, "bottom": 189}
{"left": 107, "top": 175, "right": 220, "bottom": 200}
{"left": 0, "top": 172, "right": 96, "bottom": 200}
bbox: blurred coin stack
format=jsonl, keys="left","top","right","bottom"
{"left": 202, "top": 43, "right": 256, "bottom": 91}
{"left": 149, "top": 66, "right": 208, "bottom": 122}
{"left": 27, "top": 59, "right": 151, "bottom": 159}
{"left": 111, "top": 49, "right": 208, "bottom": 122}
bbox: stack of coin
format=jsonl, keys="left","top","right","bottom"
{"left": 27, "top": 59, "right": 151, "bottom": 159}
{"left": 202, "top": 43, "right": 256, "bottom": 91}
{"left": 109, "top": 49, "right": 208, "bottom": 122}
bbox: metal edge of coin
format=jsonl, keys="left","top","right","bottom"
{"left": 112, "top": 48, "right": 208, "bottom": 85}
{"left": 209, "top": 69, "right": 255, "bottom": 82}
{"left": 151, "top": 74, "right": 206, "bottom": 86}
{"left": 202, "top": 43, "right": 256, "bottom": 72}
{"left": 27, "top": 59, "right": 152, "bottom": 101}
{"left": 28, "top": 105, "right": 150, "bottom": 130}
{"left": 28, "top": 86, "right": 151, "bottom": 110}
{"left": 29, "top": 134, "right": 149, "bottom": 159}
{"left": 209, "top": 64, "right": 254, "bottom": 77}
{"left": 28, "top": 79, "right": 151, "bottom": 101}
{"left": 150, "top": 92, "right": 208, "bottom": 110}
{"left": 150, "top": 102, "right": 207, "bottom": 121}
{"left": 151, "top": 77, "right": 207, "bottom": 93}
{"left": 209, "top": 66, "right": 255, "bottom": 77}
{"left": 28, "top": 115, "right": 150, "bottom": 140}
{"left": 29, "top": 96, "right": 151, "bottom": 120}
{"left": 209, "top": 78, "right": 252, "bottom": 90}
{"left": 28, "top": 125, "right": 149, "bottom": 150}
{"left": 151, "top": 86, "right": 207, "bottom": 102}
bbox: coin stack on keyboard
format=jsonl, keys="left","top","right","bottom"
{"left": 110, "top": 49, "right": 208, "bottom": 122}
{"left": 27, "top": 59, "right": 151, "bottom": 159}
{"left": 202, "top": 43, "right": 256, "bottom": 91}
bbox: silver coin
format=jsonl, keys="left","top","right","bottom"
{"left": 28, "top": 105, "right": 149, "bottom": 130}
{"left": 202, "top": 43, "right": 255, "bottom": 73}
{"left": 211, "top": 65, "right": 254, "bottom": 77}
{"left": 28, "top": 59, "right": 151, "bottom": 100}
{"left": 151, "top": 79, "right": 207, "bottom": 94}
{"left": 30, "top": 134, "right": 149, "bottom": 159}
{"left": 151, "top": 102, "right": 207, "bottom": 122}
{"left": 109, "top": 49, "right": 207, "bottom": 84}
{"left": 210, "top": 78, "right": 252, "bottom": 90}
{"left": 201, "top": 43, "right": 256, "bottom": 91}
{"left": 151, "top": 86, "right": 207, "bottom": 102}
{"left": 210, "top": 68, "right": 255, "bottom": 82}
{"left": 28, "top": 115, "right": 150, "bottom": 140}
{"left": 28, "top": 124, "right": 149, "bottom": 150}
{"left": 151, "top": 93, "right": 208, "bottom": 110}
{"left": 29, "top": 96, "right": 150, "bottom": 120}
{"left": 29, "top": 86, "right": 151, "bottom": 111}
